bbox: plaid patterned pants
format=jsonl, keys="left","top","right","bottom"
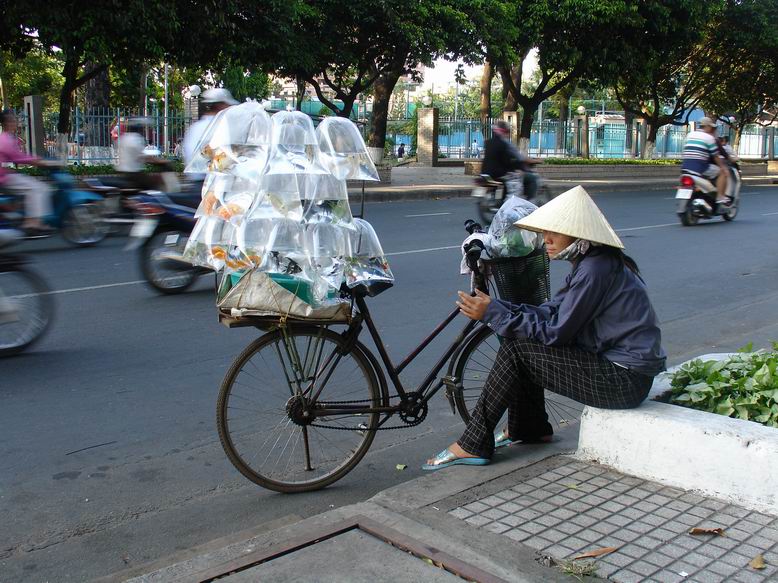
{"left": 458, "top": 338, "right": 654, "bottom": 459}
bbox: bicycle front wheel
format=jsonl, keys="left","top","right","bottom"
{"left": 217, "top": 325, "right": 380, "bottom": 493}
{"left": 453, "top": 326, "right": 584, "bottom": 433}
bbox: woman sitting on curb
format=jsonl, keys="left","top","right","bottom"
{"left": 424, "top": 186, "right": 666, "bottom": 470}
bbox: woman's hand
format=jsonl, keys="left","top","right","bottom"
{"left": 456, "top": 290, "right": 491, "bottom": 320}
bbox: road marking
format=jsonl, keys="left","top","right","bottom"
{"left": 41, "top": 225, "right": 682, "bottom": 296}
{"left": 616, "top": 222, "right": 677, "bottom": 232}
{"left": 43, "top": 279, "right": 146, "bottom": 296}
{"left": 762, "top": 212, "right": 778, "bottom": 216}
{"left": 404, "top": 212, "right": 452, "bottom": 218}
{"left": 386, "top": 245, "right": 459, "bottom": 256}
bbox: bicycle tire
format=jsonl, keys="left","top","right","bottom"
{"left": 0, "top": 264, "right": 54, "bottom": 357}
{"left": 217, "top": 325, "right": 380, "bottom": 493}
{"left": 452, "top": 326, "right": 584, "bottom": 434}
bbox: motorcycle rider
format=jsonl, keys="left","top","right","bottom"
{"left": 0, "top": 110, "right": 55, "bottom": 234}
{"left": 681, "top": 117, "right": 729, "bottom": 205}
{"left": 113, "top": 117, "right": 169, "bottom": 191}
{"left": 482, "top": 120, "right": 541, "bottom": 200}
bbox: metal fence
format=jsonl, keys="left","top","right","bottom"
{"left": 436, "top": 118, "right": 775, "bottom": 160}
{"left": 11, "top": 107, "right": 192, "bottom": 165}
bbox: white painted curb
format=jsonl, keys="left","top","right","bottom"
{"left": 576, "top": 354, "right": 778, "bottom": 515}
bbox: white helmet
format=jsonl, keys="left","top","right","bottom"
{"left": 201, "top": 88, "right": 238, "bottom": 105}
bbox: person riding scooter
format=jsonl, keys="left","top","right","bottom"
{"left": 113, "top": 117, "right": 171, "bottom": 191}
{"left": 681, "top": 117, "right": 729, "bottom": 206}
{"left": 482, "top": 120, "right": 542, "bottom": 199}
{"left": 0, "top": 110, "right": 57, "bottom": 235}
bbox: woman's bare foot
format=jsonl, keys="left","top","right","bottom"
{"left": 425, "top": 442, "right": 478, "bottom": 466}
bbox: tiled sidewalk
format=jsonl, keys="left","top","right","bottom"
{"left": 448, "top": 457, "right": 778, "bottom": 583}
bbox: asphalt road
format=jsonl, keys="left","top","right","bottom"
{"left": 2, "top": 185, "right": 778, "bottom": 582}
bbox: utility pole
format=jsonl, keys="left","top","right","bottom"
{"left": 163, "top": 63, "right": 169, "bottom": 154}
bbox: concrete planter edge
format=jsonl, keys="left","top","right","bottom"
{"left": 576, "top": 353, "right": 778, "bottom": 516}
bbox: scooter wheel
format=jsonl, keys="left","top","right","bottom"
{"left": 477, "top": 198, "right": 499, "bottom": 226}
{"left": 722, "top": 203, "right": 738, "bottom": 221}
{"left": 140, "top": 230, "right": 198, "bottom": 294}
{"left": 61, "top": 203, "right": 108, "bottom": 246}
{"left": 679, "top": 207, "right": 698, "bottom": 226}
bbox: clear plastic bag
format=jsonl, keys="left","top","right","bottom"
{"left": 487, "top": 196, "right": 544, "bottom": 257}
{"left": 302, "top": 173, "right": 354, "bottom": 227}
{"left": 184, "top": 216, "right": 236, "bottom": 269}
{"left": 317, "top": 117, "right": 379, "bottom": 181}
{"left": 185, "top": 102, "right": 272, "bottom": 175}
{"left": 344, "top": 219, "right": 394, "bottom": 289}
{"left": 265, "top": 110, "right": 329, "bottom": 176}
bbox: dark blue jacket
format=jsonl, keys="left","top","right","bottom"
{"left": 482, "top": 248, "right": 666, "bottom": 376}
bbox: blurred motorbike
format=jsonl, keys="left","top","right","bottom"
{"left": 0, "top": 229, "right": 54, "bottom": 356}
{"left": 472, "top": 168, "right": 551, "bottom": 225}
{"left": 0, "top": 169, "right": 107, "bottom": 246}
{"left": 126, "top": 190, "right": 208, "bottom": 294}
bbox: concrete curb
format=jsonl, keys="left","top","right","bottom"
{"left": 348, "top": 177, "right": 778, "bottom": 204}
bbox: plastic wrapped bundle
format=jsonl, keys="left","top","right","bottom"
{"left": 185, "top": 102, "right": 272, "bottom": 175}
{"left": 317, "top": 117, "right": 379, "bottom": 181}
{"left": 344, "top": 219, "right": 394, "bottom": 293}
{"left": 302, "top": 173, "right": 354, "bottom": 227}
{"left": 487, "top": 196, "right": 544, "bottom": 257}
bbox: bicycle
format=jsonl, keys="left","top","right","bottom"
{"left": 216, "top": 222, "right": 584, "bottom": 493}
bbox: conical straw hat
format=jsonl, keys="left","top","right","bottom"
{"left": 516, "top": 185, "right": 624, "bottom": 249}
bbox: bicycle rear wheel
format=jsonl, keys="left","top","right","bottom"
{"left": 217, "top": 325, "right": 380, "bottom": 493}
{"left": 453, "top": 326, "right": 584, "bottom": 434}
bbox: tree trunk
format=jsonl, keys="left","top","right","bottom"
{"left": 624, "top": 110, "right": 635, "bottom": 156}
{"left": 368, "top": 70, "right": 401, "bottom": 152}
{"left": 56, "top": 53, "right": 80, "bottom": 159}
{"left": 139, "top": 66, "right": 148, "bottom": 112}
{"left": 643, "top": 121, "right": 659, "bottom": 159}
{"left": 84, "top": 62, "right": 111, "bottom": 146}
{"left": 500, "top": 66, "right": 517, "bottom": 112}
{"left": 296, "top": 76, "right": 305, "bottom": 111}
{"left": 556, "top": 95, "right": 569, "bottom": 153}
{"left": 733, "top": 125, "right": 743, "bottom": 152}
{"left": 336, "top": 95, "right": 356, "bottom": 118}
{"left": 518, "top": 105, "right": 535, "bottom": 154}
{"left": 480, "top": 59, "right": 493, "bottom": 127}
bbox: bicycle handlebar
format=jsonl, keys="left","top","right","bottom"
{"left": 463, "top": 220, "right": 488, "bottom": 294}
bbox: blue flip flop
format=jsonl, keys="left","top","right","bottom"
{"left": 494, "top": 429, "right": 513, "bottom": 449}
{"left": 422, "top": 448, "right": 490, "bottom": 471}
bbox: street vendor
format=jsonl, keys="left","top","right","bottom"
{"left": 424, "top": 186, "right": 666, "bottom": 470}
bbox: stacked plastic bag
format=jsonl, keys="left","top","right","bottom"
{"left": 183, "top": 103, "right": 394, "bottom": 320}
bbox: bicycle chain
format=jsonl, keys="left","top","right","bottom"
{"left": 306, "top": 396, "right": 429, "bottom": 431}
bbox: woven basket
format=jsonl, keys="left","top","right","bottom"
{"left": 484, "top": 249, "right": 550, "bottom": 306}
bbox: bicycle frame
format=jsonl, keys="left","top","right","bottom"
{"left": 301, "top": 291, "right": 484, "bottom": 424}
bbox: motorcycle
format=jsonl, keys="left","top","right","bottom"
{"left": 675, "top": 165, "right": 741, "bottom": 226}
{"left": 126, "top": 190, "right": 209, "bottom": 294}
{"left": 82, "top": 157, "right": 192, "bottom": 236}
{"left": 0, "top": 230, "right": 54, "bottom": 356}
{"left": 472, "top": 168, "right": 551, "bottom": 225}
{"left": 0, "top": 169, "right": 107, "bottom": 246}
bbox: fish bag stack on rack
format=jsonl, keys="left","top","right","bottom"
{"left": 183, "top": 106, "right": 394, "bottom": 322}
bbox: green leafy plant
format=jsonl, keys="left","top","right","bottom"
{"left": 669, "top": 345, "right": 778, "bottom": 427}
{"left": 542, "top": 158, "right": 680, "bottom": 166}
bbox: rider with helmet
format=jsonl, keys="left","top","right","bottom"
{"left": 681, "top": 117, "right": 729, "bottom": 205}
